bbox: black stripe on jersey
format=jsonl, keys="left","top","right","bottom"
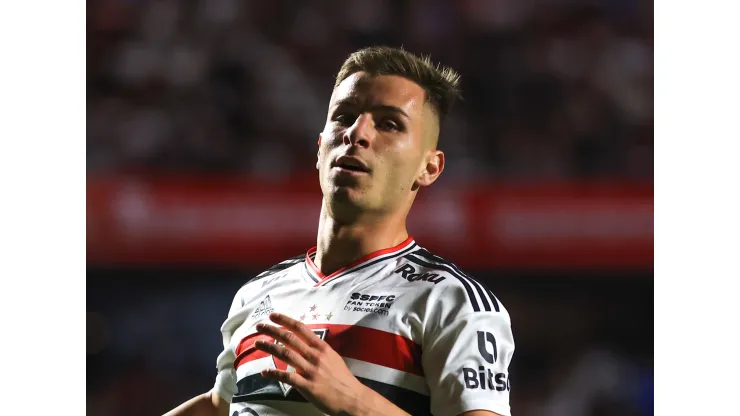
{"left": 412, "top": 249, "right": 500, "bottom": 312}
{"left": 234, "top": 374, "right": 430, "bottom": 415}
{"left": 233, "top": 374, "right": 307, "bottom": 403}
{"left": 404, "top": 254, "right": 482, "bottom": 312}
{"left": 358, "top": 377, "right": 431, "bottom": 416}
{"left": 315, "top": 242, "right": 418, "bottom": 286}
{"left": 244, "top": 254, "right": 305, "bottom": 287}
{"left": 233, "top": 374, "right": 276, "bottom": 401}
{"left": 470, "top": 279, "right": 500, "bottom": 312}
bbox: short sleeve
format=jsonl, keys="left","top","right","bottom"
{"left": 211, "top": 291, "right": 244, "bottom": 402}
{"left": 423, "top": 305, "right": 515, "bottom": 416}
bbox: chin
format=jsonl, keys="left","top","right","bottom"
{"left": 325, "top": 186, "right": 372, "bottom": 218}
{"left": 329, "top": 185, "right": 365, "bottom": 205}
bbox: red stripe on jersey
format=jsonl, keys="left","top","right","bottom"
{"left": 234, "top": 324, "right": 424, "bottom": 377}
{"left": 306, "top": 236, "right": 415, "bottom": 285}
{"left": 233, "top": 332, "right": 274, "bottom": 369}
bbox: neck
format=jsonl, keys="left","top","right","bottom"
{"left": 314, "top": 200, "right": 410, "bottom": 276}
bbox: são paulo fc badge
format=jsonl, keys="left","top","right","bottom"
{"left": 272, "top": 328, "right": 328, "bottom": 396}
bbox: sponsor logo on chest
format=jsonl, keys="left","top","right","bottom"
{"left": 343, "top": 292, "right": 396, "bottom": 316}
{"left": 394, "top": 264, "right": 446, "bottom": 284}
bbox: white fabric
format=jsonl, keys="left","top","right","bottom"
{"left": 212, "top": 240, "right": 514, "bottom": 416}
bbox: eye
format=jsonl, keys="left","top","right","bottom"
{"left": 378, "top": 118, "right": 402, "bottom": 132}
{"left": 333, "top": 112, "right": 355, "bottom": 126}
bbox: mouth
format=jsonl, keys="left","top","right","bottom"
{"left": 332, "top": 156, "right": 370, "bottom": 174}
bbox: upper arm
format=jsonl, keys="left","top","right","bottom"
{"left": 423, "top": 285, "right": 515, "bottom": 416}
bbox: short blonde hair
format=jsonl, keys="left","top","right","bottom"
{"left": 335, "top": 46, "right": 462, "bottom": 123}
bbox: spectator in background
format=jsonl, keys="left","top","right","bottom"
{"left": 87, "top": 0, "right": 652, "bottom": 180}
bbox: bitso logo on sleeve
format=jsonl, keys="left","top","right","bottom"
{"left": 477, "top": 331, "right": 498, "bottom": 364}
{"left": 461, "top": 331, "right": 510, "bottom": 392}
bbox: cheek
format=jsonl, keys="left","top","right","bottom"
{"left": 321, "top": 129, "right": 344, "bottom": 152}
{"left": 377, "top": 150, "right": 418, "bottom": 186}
{"left": 387, "top": 136, "right": 419, "bottom": 163}
{"left": 318, "top": 135, "right": 336, "bottom": 162}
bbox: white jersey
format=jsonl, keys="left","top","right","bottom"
{"left": 212, "top": 237, "right": 515, "bottom": 416}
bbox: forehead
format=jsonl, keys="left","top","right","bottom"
{"left": 330, "top": 72, "right": 427, "bottom": 117}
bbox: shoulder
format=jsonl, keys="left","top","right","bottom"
{"left": 398, "top": 247, "right": 502, "bottom": 314}
{"left": 241, "top": 253, "right": 306, "bottom": 288}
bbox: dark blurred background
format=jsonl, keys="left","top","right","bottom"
{"left": 86, "top": 0, "right": 653, "bottom": 415}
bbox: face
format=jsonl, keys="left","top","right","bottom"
{"left": 317, "top": 72, "right": 445, "bottom": 219}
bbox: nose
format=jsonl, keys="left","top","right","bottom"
{"left": 343, "top": 113, "right": 374, "bottom": 148}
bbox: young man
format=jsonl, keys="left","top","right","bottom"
{"left": 165, "top": 46, "right": 514, "bottom": 416}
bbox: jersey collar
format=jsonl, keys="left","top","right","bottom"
{"left": 305, "top": 236, "right": 417, "bottom": 286}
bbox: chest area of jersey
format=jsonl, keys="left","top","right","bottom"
{"left": 229, "top": 282, "right": 426, "bottom": 405}
{"left": 233, "top": 282, "right": 423, "bottom": 373}
{"left": 233, "top": 282, "right": 412, "bottom": 349}
{"left": 242, "top": 289, "right": 405, "bottom": 360}
{"left": 239, "top": 273, "right": 414, "bottom": 332}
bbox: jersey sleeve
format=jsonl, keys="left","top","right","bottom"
{"left": 211, "top": 289, "right": 244, "bottom": 402}
{"left": 422, "top": 286, "right": 515, "bottom": 416}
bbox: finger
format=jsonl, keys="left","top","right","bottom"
{"left": 268, "top": 313, "right": 323, "bottom": 347}
{"left": 255, "top": 323, "right": 317, "bottom": 363}
{"left": 254, "top": 340, "right": 313, "bottom": 373}
{"left": 260, "top": 368, "right": 308, "bottom": 390}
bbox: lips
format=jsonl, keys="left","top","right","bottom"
{"left": 332, "top": 156, "right": 370, "bottom": 173}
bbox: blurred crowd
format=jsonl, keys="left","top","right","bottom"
{"left": 87, "top": 0, "right": 653, "bottom": 179}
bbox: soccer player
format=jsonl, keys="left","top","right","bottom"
{"left": 164, "top": 46, "right": 514, "bottom": 416}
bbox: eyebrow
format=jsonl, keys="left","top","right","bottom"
{"left": 333, "top": 98, "right": 410, "bottom": 120}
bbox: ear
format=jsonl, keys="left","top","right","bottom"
{"left": 415, "top": 150, "right": 445, "bottom": 188}
{"left": 316, "top": 134, "right": 323, "bottom": 170}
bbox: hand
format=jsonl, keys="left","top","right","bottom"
{"left": 253, "top": 312, "right": 371, "bottom": 415}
